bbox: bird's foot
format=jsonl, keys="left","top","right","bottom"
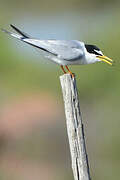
{"left": 67, "top": 71, "right": 74, "bottom": 78}
{"left": 60, "top": 65, "right": 75, "bottom": 78}
{"left": 65, "top": 66, "right": 74, "bottom": 78}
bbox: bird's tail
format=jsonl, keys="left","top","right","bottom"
{"left": 1, "top": 24, "right": 31, "bottom": 40}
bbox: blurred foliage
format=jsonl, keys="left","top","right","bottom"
{"left": 0, "top": 0, "right": 120, "bottom": 180}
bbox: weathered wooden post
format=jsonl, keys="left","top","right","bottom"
{"left": 60, "top": 74, "right": 91, "bottom": 180}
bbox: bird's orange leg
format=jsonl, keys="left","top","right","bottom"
{"left": 61, "top": 65, "right": 66, "bottom": 74}
{"left": 65, "top": 65, "right": 74, "bottom": 78}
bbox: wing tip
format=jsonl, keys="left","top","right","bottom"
{"left": 9, "top": 24, "right": 29, "bottom": 38}
{"left": 10, "top": 24, "right": 16, "bottom": 29}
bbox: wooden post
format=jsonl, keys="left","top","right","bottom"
{"left": 60, "top": 74, "right": 91, "bottom": 180}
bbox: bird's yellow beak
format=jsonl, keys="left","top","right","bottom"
{"left": 97, "top": 55, "right": 113, "bottom": 65}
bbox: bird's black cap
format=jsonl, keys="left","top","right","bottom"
{"left": 85, "top": 44, "right": 102, "bottom": 55}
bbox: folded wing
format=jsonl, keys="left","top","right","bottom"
{"left": 24, "top": 39, "right": 84, "bottom": 61}
{"left": 2, "top": 25, "right": 84, "bottom": 61}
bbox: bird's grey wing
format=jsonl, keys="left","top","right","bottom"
{"left": 2, "top": 25, "right": 84, "bottom": 60}
{"left": 23, "top": 39, "right": 84, "bottom": 60}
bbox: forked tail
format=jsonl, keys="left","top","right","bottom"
{"left": 1, "top": 24, "right": 31, "bottom": 40}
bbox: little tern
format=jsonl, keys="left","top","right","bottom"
{"left": 2, "top": 25, "right": 113, "bottom": 77}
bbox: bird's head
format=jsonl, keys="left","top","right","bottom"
{"left": 85, "top": 44, "right": 113, "bottom": 65}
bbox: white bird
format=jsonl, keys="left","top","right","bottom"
{"left": 2, "top": 25, "right": 113, "bottom": 77}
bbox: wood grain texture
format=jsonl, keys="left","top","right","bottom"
{"left": 60, "top": 74, "right": 91, "bottom": 180}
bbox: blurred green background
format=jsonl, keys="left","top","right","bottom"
{"left": 0, "top": 0, "right": 120, "bottom": 179}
